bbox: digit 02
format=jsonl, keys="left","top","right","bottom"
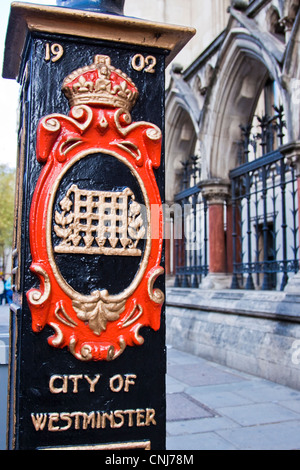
{"left": 131, "top": 54, "right": 156, "bottom": 74}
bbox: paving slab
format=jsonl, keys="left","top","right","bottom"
{"left": 167, "top": 416, "right": 240, "bottom": 436}
{"left": 167, "top": 432, "right": 239, "bottom": 451}
{"left": 168, "top": 362, "right": 245, "bottom": 387}
{"left": 216, "top": 421, "right": 300, "bottom": 451}
{"left": 234, "top": 384, "right": 300, "bottom": 403}
{"left": 186, "top": 389, "right": 253, "bottom": 409}
{"left": 167, "top": 393, "right": 214, "bottom": 421}
{"left": 216, "top": 402, "right": 300, "bottom": 427}
{"left": 278, "top": 399, "right": 300, "bottom": 413}
{"left": 0, "top": 306, "right": 9, "bottom": 327}
{"left": 166, "top": 375, "right": 186, "bottom": 394}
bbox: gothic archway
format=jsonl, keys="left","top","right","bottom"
{"left": 165, "top": 89, "right": 199, "bottom": 202}
{"left": 199, "top": 30, "right": 284, "bottom": 180}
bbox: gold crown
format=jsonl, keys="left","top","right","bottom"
{"left": 62, "top": 55, "right": 139, "bottom": 111}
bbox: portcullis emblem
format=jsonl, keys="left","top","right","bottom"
{"left": 27, "top": 55, "right": 164, "bottom": 361}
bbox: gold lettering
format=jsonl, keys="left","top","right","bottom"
{"left": 145, "top": 55, "right": 156, "bottom": 74}
{"left": 131, "top": 54, "right": 156, "bottom": 74}
{"left": 48, "top": 413, "right": 60, "bottom": 432}
{"left": 82, "top": 412, "right": 96, "bottom": 430}
{"left": 45, "top": 42, "right": 51, "bottom": 62}
{"left": 109, "top": 374, "right": 124, "bottom": 393}
{"left": 146, "top": 408, "right": 157, "bottom": 426}
{"left": 49, "top": 375, "right": 68, "bottom": 394}
{"left": 50, "top": 43, "right": 64, "bottom": 63}
{"left": 60, "top": 412, "right": 72, "bottom": 432}
{"left": 45, "top": 42, "right": 64, "bottom": 63}
{"left": 124, "top": 374, "right": 137, "bottom": 392}
{"left": 31, "top": 408, "right": 157, "bottom": 432}
{"left": 31, "top": 413, "right": 48, "bottom": 431}
{"left": 132, "top": 54, "right": 145, "bottom": 72}
{"left": 136, "top": 409, "right": 145, "bottom": 427}
{"left": 69, "top": 375, "right": 83, "bottom": 393}
{"left": 124, "top": 409, "right": 135, "bottom": 427}
{"left": 71, "top": 412, "right": 85, "bottom": 429}
{"left": 96, "top": 411, "right": 102, "bottom": 429}
{"left": 84, "top": 374, "right": 101, "bottom": 392}
{"left": 114, "top": 410, "right": 125, "bottom": 429}
{"left": 102, "top": 412, "right": 115, "bottom": 429}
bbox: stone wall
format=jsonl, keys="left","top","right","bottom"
{"left": 166, "top": 288, "right": 300, "bottom": 390}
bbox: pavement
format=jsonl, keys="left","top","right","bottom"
{"left": 0, "top": 304, "right": 9, "bottom": 326}
{"left": 1, "top": 305, "right": 300, "bottom": 450}
{"left": 166, "top": 346, "right": 300, "bottom": 450}
{"left": 0, "top": 305, "right": 9, "bottom": 365}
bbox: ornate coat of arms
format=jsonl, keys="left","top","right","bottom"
{"left": 27, "top": 55, "right": 164, "bottom": 361}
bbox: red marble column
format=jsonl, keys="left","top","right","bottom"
{"left": 208, "top": 203, "right": 226, "bottom": 273}
{"left": 226, "top": 202, "right": 233, "bottom": 273}
{"left": 202, "top": 181, "right": 230, "bottom": 275}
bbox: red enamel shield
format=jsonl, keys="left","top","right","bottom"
{"left": 27, "top": 55, "right": 164, "bottom": 361}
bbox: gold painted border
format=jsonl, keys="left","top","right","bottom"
{"left": 46, "top": 148, "right": 152, "bottom": 305}
{"left": 39, "top": 440, "right": 151, "bottom": 450}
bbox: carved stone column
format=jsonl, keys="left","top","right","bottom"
{"left": 200, "top": 180, "right": 231, "bottom": 290}
{"left": 280, "top": 0, "right": 299, "bottom": 43}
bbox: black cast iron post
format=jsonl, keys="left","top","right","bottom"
{"left": 3, "top": 1, "right": 195, "bottom": 451}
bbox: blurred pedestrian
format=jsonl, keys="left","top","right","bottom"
{"left": 0, "top": 276, "right": 4, "bottom": 305}
{"left": 4, "top": 275, "right": 13, "bottom": 305}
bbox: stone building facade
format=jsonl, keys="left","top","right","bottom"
{"left": 164, "top": 0, "right": 300, "bottom": 389}
{"left": 125, "top": 0, "right": 231, "bottom": 70}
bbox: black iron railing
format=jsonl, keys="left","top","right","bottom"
{"left": 230, "top": 109, "right": 299, "bottom": 291}
{"left": 173, "top": 108, "right": 298, "bottom": 291}
{"left": 238, "top": 105, "right": 285, "bottom": 165}
{"left": 173, "top": 156, "right": 209, "bottom": 288}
